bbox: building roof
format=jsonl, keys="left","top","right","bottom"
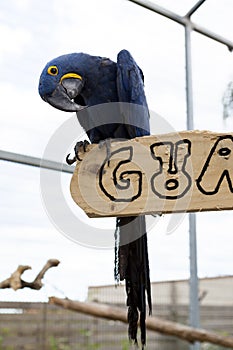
{"left": 88, "top": 275, "right": 233, "bottom": 306}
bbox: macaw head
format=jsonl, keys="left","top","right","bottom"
{"left": 38, "top": 53, "right": 90, "bottom": 112}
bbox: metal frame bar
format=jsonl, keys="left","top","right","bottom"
{"left": 185, "top": 0, "right": 208, "bottom": 18}
{"left": 128, "top": 0, "right": 233, "bottom": 51}
{"left": 127, "top": 1, "right": 232, "bottom": 350}
{"left": 129, "top": 0, "right": 185, "bottom": 24}
{"left": 0, "top": 150, "right": 74, "bottom": 174}
{"left": 184, "top": 11, "right": 200, "bottom": 350}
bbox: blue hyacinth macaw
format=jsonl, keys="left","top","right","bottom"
{"left": 39, "top": 50, "right": 152, "bottom": 348}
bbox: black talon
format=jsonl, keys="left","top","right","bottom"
{"left": 75, "top": 151, "right": 83, "bottom": 162}
{"left": 66, "top": 153, "right": 77, "bottom": 165}
{"left": 83, "top": 139, "right": 90, "bottom": 152}
{"left": 66, "top": 140, "right": 90, "bottom": 165}
{"left": 74, "top": 140, "right": 90, "bottom": 161}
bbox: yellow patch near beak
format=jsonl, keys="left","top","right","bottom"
{"left": 60, "top": 73, "right": 82, "bottom": 82}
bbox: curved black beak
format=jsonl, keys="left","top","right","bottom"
{"left": 44, "top": 78, "right": 86, "bottom": 112}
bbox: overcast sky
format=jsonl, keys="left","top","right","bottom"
{"left": 0, "top": 0, "right": 233, "bottom": 302}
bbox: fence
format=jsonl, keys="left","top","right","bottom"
{"left": 0, "top": 301, "right": 232, "bottom": 350}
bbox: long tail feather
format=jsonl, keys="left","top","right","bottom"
{"left": 115, "top": 216, "right": 152, "bottom": 348}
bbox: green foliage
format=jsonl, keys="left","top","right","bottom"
{"left": 0, "top": 335, "right": 13, "bottom": 350}
{"left": 78, "top": 328, "right": 101, "bottom": 349}
{"left": 202, "top": 344, "right": 229, "bottom": 350}
{"left": 79, "top": 328, "right": 92, "bottom": 337}
{"left": 49, "top": 333, "right": 101, "bottom": 350}
{"left": 201, "top": 331, "right": 231, "bottom": 350}
{"left": 49, "top": 336, "right": 58, "bottom": 350}
{"left": 121, "top": 339, "right": 130, "bottom": 350}
{"left": 49, "top": 336, "right": 71, "bottom": 350}
{"left": 1, "top": 328, "right": 10, "bottom": 336}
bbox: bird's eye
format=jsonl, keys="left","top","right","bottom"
{"left": 47, "top": 66, "right": 58, "bottom": 76}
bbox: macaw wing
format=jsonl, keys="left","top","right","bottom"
{"left": 116, "top": 50, "right": 150, "bottom": 138}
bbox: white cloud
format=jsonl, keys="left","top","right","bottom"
{"left": 0, "top": 82, "right": 68, "bottom": 157}
{"left": 15, "top": 0, "right": 31, "bottom": 11}
{"left": 0, "top": 25, "right": 31, "bottom": 61}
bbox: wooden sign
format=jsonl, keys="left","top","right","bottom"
{"left": 70, "top": 131, "right": 233, "bottom": 218}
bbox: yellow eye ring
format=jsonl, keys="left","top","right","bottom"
{"left": 47, "top": 65, "right": 58, "bottom": 76}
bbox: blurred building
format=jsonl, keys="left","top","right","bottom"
{"left": 0, "top": 276, "right": 232, "bottom": 350}
{"left": 88, "top": 275, "right": 233, "bottom": 307}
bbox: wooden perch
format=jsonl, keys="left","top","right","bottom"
{"left": 0, "top": 259, "right": 60, "bottom": 291}
{"left": 49, "top": 297, "right": 233, "bottom": 348}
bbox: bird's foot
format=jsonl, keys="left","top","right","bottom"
{"left": 99, "top": 138, "right": 112, "bottom": 166}
{"left": 66, "top": 140, "right": 90, "bottom": 165}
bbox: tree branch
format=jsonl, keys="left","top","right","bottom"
{"left": 0, "top": 259, "right": 60, "bottom": 291}
{"left": 49, "top": 296, "right": 233, "bottom": 348}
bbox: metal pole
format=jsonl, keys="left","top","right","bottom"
{"left": 184, "top": 14, "right": 201, "bottom": 350}
{"left": 185, "top": 0, "right": 206, "bottom": 18}
{"left": 128, "top": 0, "right": 184, "bottom": 24}
{"left": 185, "top": 22, "right": 194, "bottom": 129}
{"left": 0, "top": 150, "right": 74, "bottom": 174}
{"left": 127, "top": 0, "right": 233, "bottom": 51}
{"left": 188, "top": 214, "right": 200, "bottom": 350}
